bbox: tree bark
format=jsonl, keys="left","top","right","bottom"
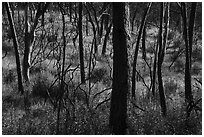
{"left": 109, "top": 2, "right": 128, "bottom": 135}
{"left": 101, "top": 23, "right": 112, "bottom": 55}
{"left": 181, "top": 2, "right": 193, "bottom": 104}
{"left": 142, "top": 23, "right": 146, "bottom": 60}
{"left": 157, "top": 2, "right": 169, "bottom": 117}
{"left": 69, "top": 2, "right": 72, "bottom": 22}
{"left": 23, "top": 2, "right": 49, "bottom": 82}
{"left": 4, "top": 2, "right": 24, "bottom": 94}
{"left": 78, "top": 2, "right": 86, "bottom": 84}
{"left": 131, "top": 3, "right": 152, "bottom": 98}
{"left": 188, "top": 2, "right": 197, "bottom": 68}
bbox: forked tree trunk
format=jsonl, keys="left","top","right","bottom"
{"left": 109, "top": 2, "right": 128, "bottom": 135}
{"left": 4, "top": 2, "right": 24, "bottom": 94}
{"left": 23, "top": 3, "right": 49, "bottom": 83}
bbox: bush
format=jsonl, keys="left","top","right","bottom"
{"left": 89, "top": 68, "right": 108, "bottom": 83}
{"left": 173, "top": 58, "right": 185, "bottom": 73}
{"left": 2, "top": 68, "right": 16, "bottom": 84}
{"left": 31, "top": 71, "right": 57, "bottom": 101}
{"left": 192, "top": 45, "right": 202, "bottom": 62}
{"left": 164, "top": 78, "right": 178, "bottom": 96}
{"left": 191, "top": 62, "right": 201, "bottom": 75}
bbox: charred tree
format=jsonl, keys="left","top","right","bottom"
{"left": 78, "top": 2, "right": 86, "bottom": 84}
{"left": 101, "top": 23, "right": 112, "bottom": 55}
{"left": 157, "top": 2, "right": 169, "bottom": 117}
{"left": 4, "top": 2, "right": 24, "bottom": 94}
{"left": 109, "top": 2, "right": 128, "bottom": 135}
{"left": 131, "top": 3, "right": 152, "bottom": 98}
{"left": 23, "top": 2, "right": 49, "bottom": 83}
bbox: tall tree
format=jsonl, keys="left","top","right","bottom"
{"left": 181, "top": 2, "right": 197, "bottom": 117}
{"left": 157, "top": 2, "right": 169, "bottom": 117}
{"left": 131, "top": 3, "right": 152, "bottom": 98}
{"left": 109, "top": 2, "right": 128, "bottom": 135}
{"left": 23, "top": 2, "right": 49, "bottom": 82}
{"left": 181, "top": 3, "right": 193, "bottom": 104}
{"left": 188, "top": 3, "right": 197, "bottom": 68}
{"left": 78, "top": 2, "right": 86, "bottom": 83}
{"left": 4, "top": 2, "right": 24, "bottom": 94}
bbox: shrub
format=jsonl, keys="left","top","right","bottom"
{"left": 191, "top": 62, "right": 201, "bottom": 75}
{"left": 173, "top": 58, "right": 184, "bottom": 73}
{"left": 31, "top": 71, "right": 57, "bottom": 101}
{"left": 192, "top": 45, "right": 202, "bottom": 62}
{"left": 164, "top": 78, "right": 178, "bottom": 96}
{"left": 2, "top": 68, "right": 16, "bottom": 84}
{"left": 89, "top": 68, "right": 108, "bottom": 83}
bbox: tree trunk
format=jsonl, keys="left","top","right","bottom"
{"left": 142, "top": 23, "right": 146, "bottom": 60}
{"left": 157, "top": 2, "right": 169, "bottom": 117}
{"left": 85, "top": 4, "right": 97, "bottom": 55}
{"left": 4, "top": 2, "right": 24, "bottom": 94}
{"left": 86, "top": 14, "right": 89, "bottom": 36}
{"left": 23, "top": 3, "right": 32, "bottom": 82}
{"left": 131, "top": 3, "right": 152, "bottom": 98}
{"left": 181, "top": 2, "right": 193, "bottom": 104}
{"left": 23, "top": 3, "right": 49, "bottom": 82}
{"left": 188, "top": 2, "right": 197, "bottom": 68}
{"left": 78, "top": 2, "right": 85, "bottom": 84}
{"left": 151, "top": 43, "right": 158, "bottom": 97}
{"left": 109, "top": 2, "right": 128, "bottom": 135}
{"left": 101, "top": 23, "right": 112, "bottom": 55}
{"left": 69, "top": 2, "right": 72, "bottom": 22}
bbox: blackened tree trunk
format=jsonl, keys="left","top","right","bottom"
{"left": 142, "top": 23, "right": 146, "bottom": 60}
{"left": 151, "top": 43, "right": 158, "bottom": 97}
{"left": 4, "top": 2, "right": 24, "bottom": 94}
{"left": 23, "top": 2, "right": 49, "bottom": 83}
{"left": 157, "top": 2, "right": 169, "bottom": 117}
{"left": 85, "top": 4, "right": 97, "bottom": 55}
{"left": 188, "top": 2, "right": 197, "bottom": 68}
{"left": 109, "top": 2, "right": 128, "bottom": 135}
{"left": 181, "top": 3, "right": 197, "bottom": 117}
{"left": 69, "top": 2, "right": 72, "bottom": 22}
{"left": 78, "top": 2, "right": 85, "bottom": 84}
{"left": 181, "top": 3, "right": 193, "bottom": 104}
{"left": 131, "top": 3, "right": 152, "bottom": 98}
{"left": 101, "top": 23, "right": 112, "bottom": 55}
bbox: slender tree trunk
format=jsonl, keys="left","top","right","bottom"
{"left": 109, "top": 2, "right": 128, "bottom": 135}
{"left": 142, "top": 23, "right": 146, "bottom": 60}
{"left": 157, "top": 2, "right": 169, "bottom": 117}
{"left": 181, "top": 2, "right": 193, "bottom": 104}
{"left": 85, "top": 4, "right": 97, "bottom": 55}
{"left": 78, "top": 2, "right": 85, "bottom": 84}
{"left": 99, "top": 14, "right": 104, "bottom": 39}
{"left": 69, "top": 2, "right": 72, "bottom": 22}
{"left": 101, "top": 23, "right": 112, "bottom": 55}
{"left": 23, "top": 3, "right": 32, "bottom": 82}
{"left": 23, "top": 3, "right": 49, "bottom": 83}
{"left": 56, "top": 7, "right": 67, "bottom": 134}
{"left": 151, "top": 43, "right": 158, "bottom": 97}
{"left": 4, "top": 2, "right": 24, "bottom": 94}
{"left": 131, "top": 3, "right": 152, "bottom": 98}
{"left": 86, "top": 14, "right": 89, "bottom": 36}
{"left": 188, "top": 2, "right": 197, "bottom": 68}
